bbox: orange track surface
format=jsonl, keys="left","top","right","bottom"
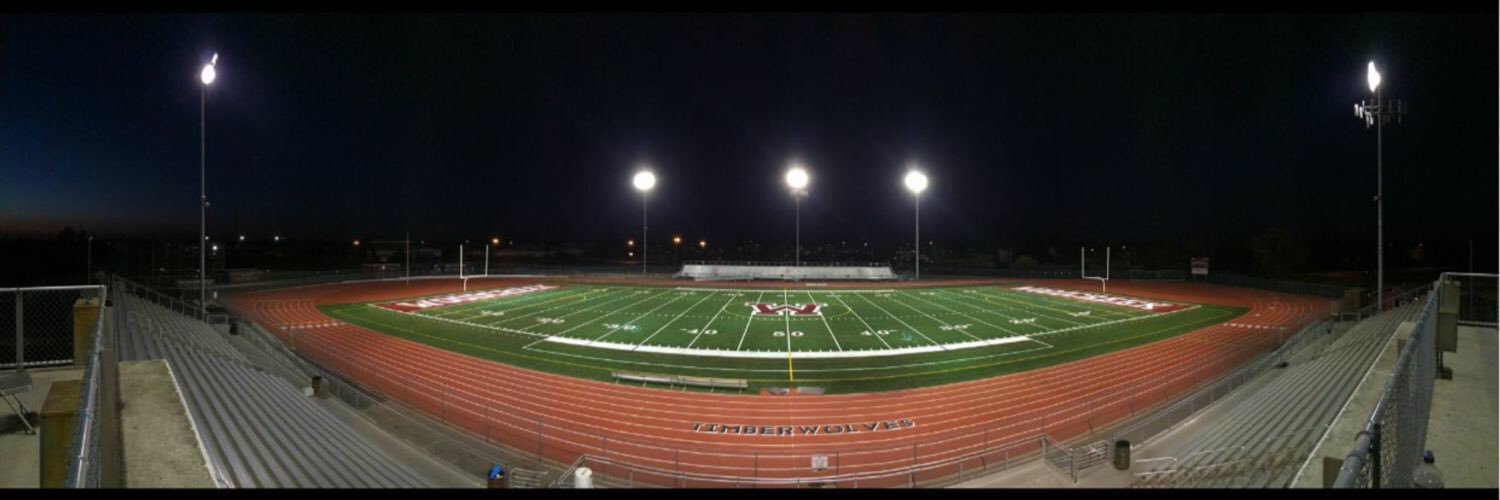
{"left": 225, "top": 277, "right": 1327, "bottom": 487}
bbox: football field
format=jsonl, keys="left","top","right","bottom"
{"left": 321, "top": 284, "right": 1246, "bottom": 393}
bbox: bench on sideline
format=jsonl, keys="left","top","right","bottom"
{"left": 611, "top": 371, "right": 748, "bottom": 390}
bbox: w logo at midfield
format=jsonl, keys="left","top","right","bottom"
{"left": 750, "top": 303, "right": 822, "bottom": 316}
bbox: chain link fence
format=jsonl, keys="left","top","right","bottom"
{"left": 1204, "top": 273, "right": 1350, "bottom": 299}
{"left": 1332, "top": 272, "right": 1497, "bottom": 488}
{"left": 2, "top": 286, "right": 109, "bottom": 369}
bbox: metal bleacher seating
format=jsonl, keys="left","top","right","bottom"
{"left": 116, "top": 292, "right": 434, "bottom": 488}
{"left": 675, "top": 264, "right": 897, "bottom": 281}
{"left": 1138, "top": 300, "right": 1423, "bottom": 488}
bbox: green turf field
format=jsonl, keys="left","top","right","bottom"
{"left": 321, "top": 284, "right": 1245, "bottom": 394}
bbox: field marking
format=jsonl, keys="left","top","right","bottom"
{"left": 977, "top": 288, "right": 1136, "bottom": 319}
{"left": 808, "top": 292, "right": 843, "bottom": 351}
{"left": 592, "top": 290, "right": 695, "bottom": 342}
{"left": 899, "top": 290, "right": 1023, "bottom": 337}
{"left": 735, "top": 291, "right": 766, "bottom": 350}
{"left": 635, "top": 291, "right": 720, "bottom": 348}
{"left": 955, "top": 289, "right": 1098, "bottom": 327}
{"left": 429, "top": 287, "right": 580, "bottom": 319}
{"left": 937, "top": 289, "right": 1085, "bottom": 329}
{"left": 685, "top": 293, "right": 741, "bottom": 348}
{"left": 828, "top": 293, "right": 893, "bottom": 349}
{"left": 885, "top": 291, "right": 985, "bottom": 341}
{"left": 498, "top": 287, "right": 634, "bottom": 327}
{"left": 341, "top": 302, "right": 1237, "bottom": 380}
{"left": 479, "top": 287, "right": 627, "bottom": 326}
{"left": 849, "top": 293, "right": 945, "bottom": 348}
{"left": 542, "top": 334, "right": 1034, "bottom": 359}
{"left": 782, "top": 289, "right": 793, "bottom": 352}
{"left": 552, "top": 289, "right": 675, "bottom": 337}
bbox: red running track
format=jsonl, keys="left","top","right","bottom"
{"left": 225, "top": 277, "right": 1328, "bottom": 487}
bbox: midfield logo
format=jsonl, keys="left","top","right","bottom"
{"left": 750, "top": 303, "right": 822, "bottom": 316}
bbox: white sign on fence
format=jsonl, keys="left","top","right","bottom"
{"left": 811, "top": 455, "right": 829, "bottom": 471}
{"left": 1191, "top": 257, "right": 1210, "bottom": 276}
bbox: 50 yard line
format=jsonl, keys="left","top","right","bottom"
{"left": 734, "top": 291, "right": 766, "bottom": 350}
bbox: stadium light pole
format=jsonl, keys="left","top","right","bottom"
{"left": 633, "top": 169, "right": 656, "bottom": 276}
{"left": 198, "top": 53, "right": 218, "bottom": 317}
{"left": 904, "top": 169, "right": 929, "bottom": 280}
{"left": 1355, "top": 61, "right": 1405, "bottom": 312}
{"left": 785, "top": 164, "right": 809, "bottom": 267}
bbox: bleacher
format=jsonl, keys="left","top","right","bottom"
{"left": 1136, "top": 300, "right": 1423, "bottom": 488}
{"left": 675, "top": 264, "right": 897, "bottom": 281}
{"left": 116, "top": 293, "right": 436, "bottom": 488}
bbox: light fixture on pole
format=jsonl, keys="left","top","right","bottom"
{"left": 632, "top": 169, "right": 656, "bottom": 276}
{"left": 904, "top": 169, "right": 929, "bottom": 280}
{"left": 785, "top": 164, "right": 809, "bottom": 267}
{"left": 1354, "top": 61, "right": 1405, "bottom": 312}
{"left": 198, "top": 52, "right": 218, "bottom": 317}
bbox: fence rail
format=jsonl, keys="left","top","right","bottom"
{"left": 1331, "top": 272, "right": 1498, "bottom": 488}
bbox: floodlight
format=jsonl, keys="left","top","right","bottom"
{"left": 1366, "top": 61, "right": 1381, "bottom": 92}
{"left": 633, "top": 170, "right": 656, "bottom": 191}
{"left": 904, "top": 170, "right": 929, "bottom": 194}
{"left": 785, "top": 166, "right": 809, "bottom": 190}
{"left": 200, "top": 62, "right": 216, "bottom": 85}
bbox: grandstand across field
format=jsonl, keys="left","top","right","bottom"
{"left": 675, "top": 262, "right": 897, "bottom": 281}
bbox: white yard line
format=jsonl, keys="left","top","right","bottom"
{"left": 851, "top": 292, "right": 946, "bottom": 348}
{"left": 672, "top": 287, "right": 895, "bottom": 293}
{"left": 978, "top": 288, "right": 1136, "bottom": 319}
{"left": 808, "top": 291, "right": 843, "bottom": 351}
{"left": 941, "top": 289, "right": 1087, "bottom": 327}
{"left": 735, "top": 291, "right": 766, "bottom": 350}
{"left": 592, "top": 290, "right": 694, "bottom": 342}
{"left": 475, "top": 287, "right": 622, "bottom": 325}
{"left": 783, "top": 289, "right": 793, "bottom": 352}
{"left": 829, "top": 293, "right": 893, "bottom": 349}
{"left": 876, "top": 289, "right": 984, "bottom": 340}
{"left": 492, "top": 288, "right": 631, "bottom": 326}
{"left": 686, "top": 293, "right": 741, "bottom": 348}
{"left": 551, "top": 289, "right": 675, "bottom": 336}
{"left": 544, "top": 334, "right": 1033, "bottom": 359}
{"left": 899, "top": 290, "right": 1021, "bottom": 337}
{"left": 635, "top": 291, "right": 719, "bottom": 348}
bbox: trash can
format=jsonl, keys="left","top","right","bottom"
{"left": 1113, "top": 440, "right": 1131, "bottom": 470}
{"left": 574, "top": 466, "right": 593, "bottom": 489}
{"left": 310, "top": 376, "right": 327, "bottom": 399}
{"left": 488, "top": 465, "right": 507, "bottom": 489}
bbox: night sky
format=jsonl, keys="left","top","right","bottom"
{"left": 2, "top": 14, "right": 1494, "bottom": 249}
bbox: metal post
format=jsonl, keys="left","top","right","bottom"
{"left": 1370, "top": 423, "right": 1382, "bottom": 488}
{"left": 484, "top": 243, "right": 489, "bottom": 276}
{"left": 200, "top": 84, "right": 207, "bottom": 319}
{"left": 1376, "top": 87, "right": 1383, "bottom": 312}
{"left": 794, "top": 195, "right": 800, "bottom": 267}
{"left": 14, "top": 292, "right": 22, "bottom": 371}
{"left": 642, "top": 192, "right": 648, "bottom": 276}
{"left": 405, "top": 233, "right": 410, "bottom": 284}
{"left": 914, "top": 193, "right": 920, "bottom": 280}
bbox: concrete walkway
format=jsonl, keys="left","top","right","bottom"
{"left": 1423, "top": 326, "right": 1497, "bottom": 488}
{"left": 0, "top": 367, "right": 82, "bottom": 488}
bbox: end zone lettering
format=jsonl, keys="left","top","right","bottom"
{"left": 376, "top": 284, "right": 557, "bottom": 312}
{"left": 691, "top": 419, "right": 916, "bottom": 436}
{"left": 1010, "top": 286, "right": 1187, "bottom": 313}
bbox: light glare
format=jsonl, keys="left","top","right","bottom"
{"left": 1366, "top": 61, "right": 1381, "bottom": 92}
{"left": 633, "top": 170, "right": 656, "bottom": 191}
{"left": 904, "top": 170, "right": 929, "bottom": 194}
{"left": 199, "top": 64, "right": 216, "bottom": 85}
{"left": 785, "top": 166, "right": 809, "bottom": 190}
